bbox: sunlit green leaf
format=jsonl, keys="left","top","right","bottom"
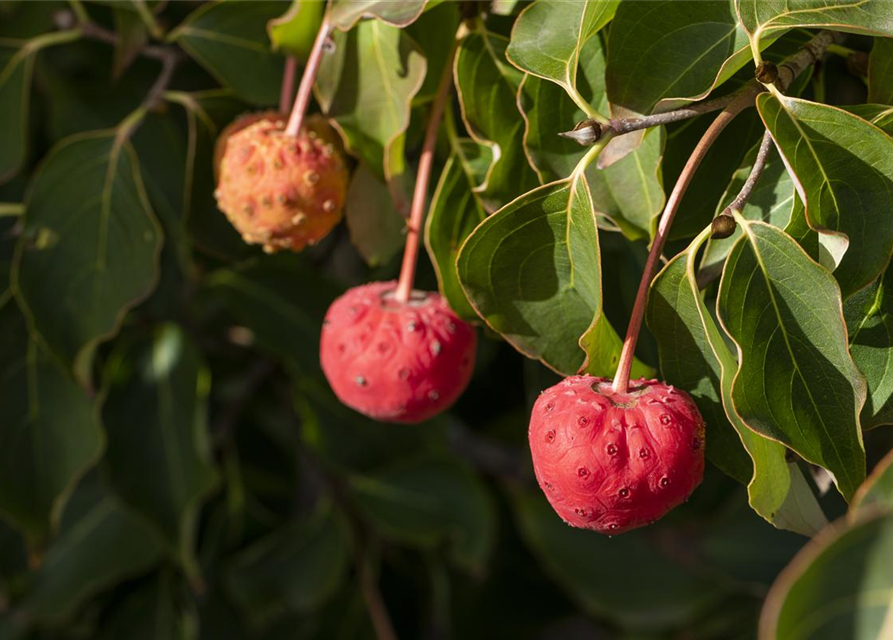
{"left": 345, "top": 164, "right": 405, "bottom": 267}
{"left": 649, "top": 230, "right": 827, "bottom": 536}
{"left": 738, "top": 0, "right": 893, "bottom": 53}
{"left": 868, "top": 37, "right": 893, "bottom": 105}
{"left": 328, "top": 0, "right": 427, "bottom": 31}
{"left": 759, "top": 511, "right": 893, "bottom": 640}
{"left": 717, "top": 219, "right": 866, "bottom": 500}
{"left": 455, "top": 30, "right": 538, "bottom": 211}
{"left": 267, "top": 0, "right": 324, "bottom": 59}
{"left": 851, "top": 449, "right": 893, "bottom": 516}
{"left": 758, "top": 94, "right": 893, "bottom": 298}
{"left": 315, "top": 20, "right": 426, "bottom": 180}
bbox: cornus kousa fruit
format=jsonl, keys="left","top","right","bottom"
{"left": 529, "top": 375, "right": 705, "bottom": 534}
{"left": 214, "top": 113, "right": 348, "bottom": 253}
{"left": 320, "top": 281, "right": 477, "bottom": 424}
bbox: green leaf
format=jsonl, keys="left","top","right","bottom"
{"left": 404, "top": 1, "right": 460, "bottom": 102}
{"left": 424, "top": 140, "right": 491, "bottom": 321}
{"left": 112, "top": 6, "right": 148, "bottom": 79}
{"left": 349, "top": 454, "right": 495, "bottom": 572}
{"left": 702, "top": 138, "right": 795, "bottom": 275}
{"left": 0, "top": 30, "right": 81, "bottom": 184}
{"left": 649, "top": 230, "right": 827, "bottom": 536}
{"left": 757, "top": 94, "right": 893, "bottom": 298}
{"left": 102, "top": 324, "right": 218, "bottom": 580}
{"left": 13, "top": 131, "right": 162, "bottom": 386}
{"left": 224, "top": 500, "right": 351, "bottom": 627}
{"left": 759, "top": 512, "right": 893, "bottom": 640}
{"left": 738, "top": 0, "right": 893, "bottom": 53}
{"left": 315, "top": 20, "right": 426, "bottom": 180}
{"left": 717, "top": 219, "right": 866, "bottom": 501}
{"left": 97, "top": 573, "right": 198, "bottom": 640}
{"left": 328, "top": 0, "right": 427, "bottom": 31}
{"left": 851, "top": 449, "right": 893, "bottom": 516}
{"left": 18, "top": 479, "right": 164, "bottom": 626}
{"left": 457, "top": 176, "right": 622, "bottom": 376}
{"left": 511, "top": 489, "right": 720, "bottom": 631}
{"left": 0, "top": 46, "right": 32, "bottom": 184}
{"left": 845, "top": 263, "right": 893, "bottom": 429}
{"left": 605, "top": 0, "right": 754, "bottom": 115}
{"left": 171, "top": 1, "right": 286, "bottom": 106}
{"left": 266, "top": 0, "right": 324, "bottom": 59}
{"left": 869, "top": 37, "right": 893, "bottom": 105}
{"left": 506, "top": 0, "right": 617, "bottom": 117}
{"left": 345, "top": 164, "right": 405, "bottom": 267}
{"left": 0, "top": 300, "right": 103, "bottom": 547}
{"left": 455, "top": 30, "right": 538, "bottom": 211}
{"left": 202, "top": 254, "right": 341, "bottom": 376}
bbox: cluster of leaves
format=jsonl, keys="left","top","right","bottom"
{"left": 1, "top": 0, "right": 893, "bottom": 638}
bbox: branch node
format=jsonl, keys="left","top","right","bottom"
{"left": 558, "top": 120, "right": 602, "bottom": 146}
{"left": 755, "top": 60, "right": 779, "bottom": 84}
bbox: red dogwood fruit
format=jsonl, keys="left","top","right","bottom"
{"left": 320, "top": 281, "right": 477, "bottom": 424}
{"left": 529, "top": 375, "right": 705, "bottom": 534}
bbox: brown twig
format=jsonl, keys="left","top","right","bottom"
{"left": 393, "top": 36, "right": 460, "bottom": 303}
{"left": 561, "top": 29, "right": 845, "bottom": 144}
{"left": 359, "top": 555, "right": 400, "bottom": 640}
{"left": 719, "top": 129, "right": 774, "bottom": 217}
{"left": 285, "top": 16, "right": 332, "bottom": 137}
{"left": 611, "top": 88, "right": 759, "bottom": 394}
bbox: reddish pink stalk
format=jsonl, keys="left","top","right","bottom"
{"left": 285, "top": 17, "right": 331, "bottom": 137}
{"left": 611, "top": 91, "right": 756, "bottom": 394}
{"left": 393, "top": 40, "right": 459, "bottom": 303}
{"left": 279, "top": 55, "right": 297, "bottom": 114}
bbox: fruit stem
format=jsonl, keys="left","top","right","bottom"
{"left": 285, "top": 16, "right": 332, "bottom": 138}
{"left": 279, "top": 55, "right": 297, "bottom": 114}
{"left": 611, "top": 88, "right": 758, "bottom": 394}
{"left": 393, "top": 38, "right": 460, "bottom": 304}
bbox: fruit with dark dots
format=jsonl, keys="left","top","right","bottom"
{"left": 528, "top": 375, "right": 705, "bottom": 534}
{"left": 320, "top": 281, "right": 477, "bottom": 424}
{"left": 214, "top": 114, "right": 348, "bottom": 253}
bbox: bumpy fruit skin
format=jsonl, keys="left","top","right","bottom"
{"left": 529, "top": 375, "right": 705, "bottom": 534}
{"left": 214, "top": 114, "right": 348, "bottom": 253}
{"left": 320, "top": 281, "right": 477, "bottom": 424}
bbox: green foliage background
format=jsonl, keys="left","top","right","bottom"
{"left": 1, "top": 1, "right": 893, "bottom": 639}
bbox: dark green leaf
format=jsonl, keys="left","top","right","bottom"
{"left": 224, "top": 500, "right": 350, "bottom": 626}
{"left": 102, "top": 324, "right": 219, "bottom": 579}
{"left": 457, "top": 177, "right": 634, "bottom": 377}
{"left": 738, "top": 0, "right": 893, "bottom": 50}
{"left": 649, "top": 230, "right": 827, "bottom": 535}
{"left": 404, "top": 1, "right": 460, "bottom": 102}
{"left": 845, "top": 263, "right": 893, "bottom": 429}
{"left": 455, "top": 30, "right": 538, "bottom": 211}
{"left": 315, "top": 20, "right": 426, "bottom": 180}
{"left": 512, "top": 489, "right": 721, "bottom": 631}
{"left": 112, "top": 7, "right": 148, "bottom": 79}
{"left": 97, "top": 574, "right": 198, "bottom": 640}
{"left": 757, "top": 94, "right": 893, "bottom": 298}
{"left": 717, "top": 219, "right": 866, "bottom": 500}
{"left": 328, "top": 0, "right": 427, "bottom": 31}
{"left": 424, "top": 141, "right": 490, "bottom": 321}
{"left": 171, "top": 2, "right": 286, "bottom": 106}
{"left": 18, "top": 479, "right": 164, "bottom": 626}
{"left": 605, "top": 1, "right": 753, "bottom": 115}
{"left": 13, "top": 131, "right": 162, "bottom": 385}
{"left": 345, "top": 164, "right": 405, "bottom": 267}
{"left": 851, "top": 449, "right": 893, "bottom": 516}
{"left": 759, "top": 512, "right": 893, "bottom": 640}
{"left": 0, "top": 300, "right": 102, "bottom": 547}
{"left": 266, "top": 0, "right": 324, "bottom": 59}
{"left": 506, "top": 0, "right": 617, "bottom": 117}
{"left": 202, "top": 254, "right": 341, "bottom": 375}
{"left": 349, "top": 454, "right": 495, "bottom": 572}
{"left": 869, "top": 37, "right": 893, "bottom": 105}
